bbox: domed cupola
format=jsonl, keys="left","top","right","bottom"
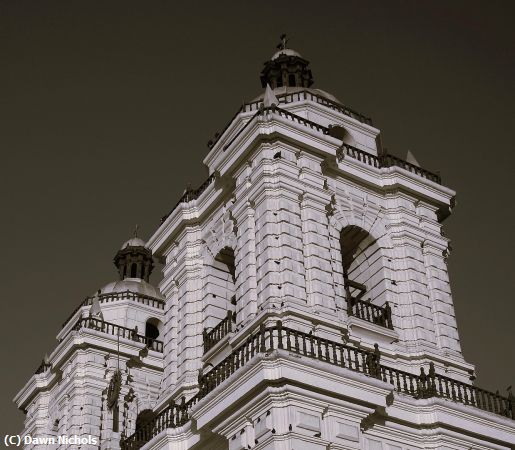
{"left": 260, "top": 34, "right": 314, "bottom": 89}
{"left": 113, "top": 231, "right": 154, "bottom": 282}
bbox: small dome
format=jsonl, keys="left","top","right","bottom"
{"left": 271, "top": 48, "right": 302, "bottom": 60}
{"left": 121, "top": 237, "right": 147, "bottom": 249}
{"left": 97, "top": 278, "right": 164, "bottom": 300}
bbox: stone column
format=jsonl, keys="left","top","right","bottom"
{"left": 233, "top": 200, "right": 258, "bottom": 324}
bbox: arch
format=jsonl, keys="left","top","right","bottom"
{"left": 328, "top": 204, "right": 397, "bottom": 311}
{"left": 288, "top": 73, "right": 296, "bottom": 87}
{"left": 203, "top": 245, "right": 237, "bottom": 329}
{"left": 130, "top": 263, "right": 138, "bottom": 278}
{"left": 340, "top": 225, "right": 388, "bottom": 306}
{"left": 145, "top": 317, "right": 163, "bottom": 347}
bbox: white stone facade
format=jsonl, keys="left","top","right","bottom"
{"left": 14, "top": 49, "right": 514, "bottom": 449}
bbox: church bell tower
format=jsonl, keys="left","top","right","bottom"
{"left": 15, "top": 37, "right": 515, "bottom": 450}
{"left": 122, "top": 38, "right": 514, "bottom": 450}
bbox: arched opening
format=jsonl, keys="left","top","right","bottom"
{"left": 136, "top": 409, "right": 155, "bottom": 429}
{"left": 204, "top": 246, "right": 237, "bottom": 329}
{"left": 288, "top": 73, "right": 296, "bottom": 87}
{"left": 130, "top": 263, "right": 138, "bottom": 278}
{"left": 340, "top": 226, "right": 389, "bottom": 309}
{"left": 145, "top": 317, "right": 162, "bottom": 344}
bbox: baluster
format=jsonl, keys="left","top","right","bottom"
{"left": 457, "top": 382, "right": 463, "bottom": 402}
{"left": 474, "top": 388, "right": 481, "bottom": 409}
{"left": 494, "top": 391, "right": 501, "bottom": 414}
{"left": 259, "top": 324, "right": 266, "bottom": 352}
{"left": 224, "top": 360, "right": 229, "bottom": 382}
{"left": 250, "top": 334, "right": 255, "bottom": 358}
{"left": 286, "top": 328, "right": 292, "bottom": 351}
{"left": 230, "top": 352, "right": 236, "bottom": 375}
{"left": 325, "top": 340, "right": 330, "bottom": 362}
{"left": 444, "top": 378, "right": 449, "bottom": 398}
{"left": 355, "top": 349, "right": 360, "bottom": 372}
{"left": 339, "top": 345, "right": 345, "bottom": 368}
{"left": 463, "top": 385, "right": 469, "bottom": 405}
{"left": 294, "top": 330, "right": 300, "bottom": 352}
{"left": 317, "top": 337, "right": 323, "bottom": 360}
{"left": 401, "top": 373, "right": 407, "bottom": 393}
{"left": 483, "top": 390, "right": 490, "bottom": 412}
{"left": 451, "top": 380, "right": 457, "bottom": 401}
{"left": 348, "top": 348, "right": 354, "bottom": 370}
{"left": 356, "top": 301, "right": 362, "bottom": 319}
{"left": 332, "top": 342, "right": 337, "bottom": 364}
{"left": 408, "top": 375, "right": 415, "bottom": 395}
{"left": 277, "top": 320, "right": 284, "bottom": 349}
{"left": 269, "top": 328, "right": 275, "bottom": 351}
{"left": 249, "top": 336, "right": 254, "bottom": 362}
{"left": 302, "top": 332, "right": 307, "bottom": 355}
{"left": 235, "top": 350, "right": 240, "bottom": 370}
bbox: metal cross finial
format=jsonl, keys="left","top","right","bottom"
{"left": 133, "top": 224, "right": 139, "bottom": 238}
{"left": 277, "top": 34, "right": 289, "bottom": 50}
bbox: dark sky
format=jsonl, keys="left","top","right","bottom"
{"left": 1, "top": 0, "right": 514, "bottom": 435}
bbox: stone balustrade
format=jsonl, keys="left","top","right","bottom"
{"left": 73, "top": 317, "right": 164, "bottom": 353}
{"left": 61, "top": 290, "right": 165, "bottom": 328}
{"left": 122, "top": 321, "right": 513, "bottom": 450}
{"left": 203, "top": 310, "right": 236, "bottom": 353}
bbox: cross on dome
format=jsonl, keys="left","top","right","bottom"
{"left": 277, "top": 33, "right": 289, "bottom": 50}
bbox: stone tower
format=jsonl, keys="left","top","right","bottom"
{"left": 14, "top": 237, "right": 165, "bottom": 449}
{"left": 15, "top": 41, "right": 514, "bottom": 450}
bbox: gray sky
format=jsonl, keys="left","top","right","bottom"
{"left": 1, "top": 0, "right": 514, "bottom": 434}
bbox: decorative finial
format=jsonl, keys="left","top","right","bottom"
{"left": 277, "top": 34, "right": 288, "bottom": 51}
{"left": 133, "top": 224, "right": 139, "bottom": 238}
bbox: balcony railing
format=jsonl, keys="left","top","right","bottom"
{"left": 73, "top": 317, "right": 164, "bottom": 353}
{"left": 203, "top": 310, "right": 236, "bottom": 353}
{"left": 220, "top": 107, "right": 441, "bottom": 187}
{"left": 347, "top": 297, "right": 393, "bottom": 330}
{"left": 163, "top": 109, "right": 442, "bottom": 227}
{"left": 339, "top": 143, "right": 442, "bottom": 185}
{"left": 208, "top": 90, "right": 373, "bottom": 150}
{"left": 62, "top": 290, "right": 165, "bottom": 328}
{"left": 344, "top": 278, "right": 393, "bottom": 330}
{"left": 160, "top": 172, "right": 218, "bottom": 224}
{"left": 121, "top": 321, "right": 513, "bottom": 450}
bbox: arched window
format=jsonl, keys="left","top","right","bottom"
{"left": 288, "top": 74, "right": 296, "bottom": 86}
{"left": 130, "top": 263, "right": 137, "bottom": 278}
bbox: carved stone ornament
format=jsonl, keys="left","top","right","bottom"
{"left": 107, "top": 369, "right": 122, "bottom": 410}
